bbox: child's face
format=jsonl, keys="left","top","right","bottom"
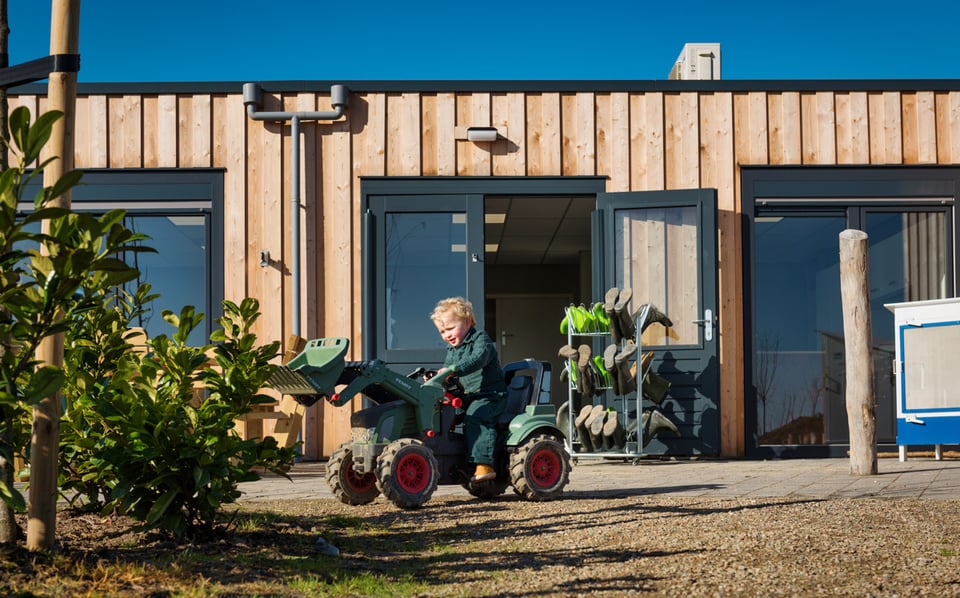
{"left": 434, "top": 310, "right": 471, "bottom": 347}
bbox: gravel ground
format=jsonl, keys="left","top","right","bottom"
{"left": 270, "top": 493, "right": 960, "bottom": 597}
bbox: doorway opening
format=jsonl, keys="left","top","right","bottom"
{"left": 483, "top": 195, "right": 595, "bottom": 409}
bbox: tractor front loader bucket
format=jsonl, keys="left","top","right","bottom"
{"left": 268, "top": 337, "right": 350, "bottom": 405}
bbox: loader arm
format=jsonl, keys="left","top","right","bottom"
{"left": 330, "top": 359, "right": 448, "bottom": 435}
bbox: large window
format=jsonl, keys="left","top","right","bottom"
{"left": 23, "top": 170, "right": 223, "bottom": 345}
{"left": 743, "top": 167, "right": 959, "bottom": 457}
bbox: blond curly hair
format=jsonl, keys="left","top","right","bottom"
{"left": 430, "top": 296, "right": 476, "bottom": 327}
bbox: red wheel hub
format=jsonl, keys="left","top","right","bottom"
{"left": 528, "top": 447, "right": 561, "bottom": 488}
{"left": 345, "top": 466, "right": 376, "bottom": 493}
{"left": 395, "top": 451, "right": 430, "bottom": 493}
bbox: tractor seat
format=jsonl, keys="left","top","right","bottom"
{"left": 498, "top": 374, "right": 533, "bottom": 424}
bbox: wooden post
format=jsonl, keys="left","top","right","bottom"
{"left": 838, "top": 229, "right": 878, "bottom": 476}
{"left": 27, "top": 0, "right": 80, "bottom": 551}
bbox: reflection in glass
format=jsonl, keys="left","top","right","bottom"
{"left": 614, "top": 206, "right": 698, "bottom": 346}
{"left": 754, "top": 211, "right": 947, "bottom": 446}
{"left": 385, "top": 213, "right": 466, "bottom": 350}
{"left": 754, "top": 215, "right": 844, "bottom": 445}
{"left": 124, "top": 215, "right": 208, "bottom": 346}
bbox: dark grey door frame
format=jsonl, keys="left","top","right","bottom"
{"left": 360, "top": 176, "right": 607, "bottom": 361}
{"left": 741, "top": 165, "right": 960, "bottom": 458}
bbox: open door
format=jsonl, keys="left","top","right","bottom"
{"left": 365, "top": 195, "right": 485, "bottom": 370}
{"left": 597, "top": 189, "right": 719, "bottom": 454}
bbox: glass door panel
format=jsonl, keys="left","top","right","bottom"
{"left": 384, "top": 212, "right": 467, "bottom": 350}
{"left": 368, "top": 195, "right": 484, "bottom": 367}
{"left": 754, "top": 214, "right": 845, "bottom": 445}
{"left": 753, "top": 209, "right": 950, "bottom": 446}
{"left": 865, "top": 210, "right": 948, "bottom": 443}
{"left": 614, "top": 206, "right": 699, "bottom": 346}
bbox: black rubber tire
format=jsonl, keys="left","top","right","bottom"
{"left": 325, "top": 442, "right": 380, "bottom": 505}
{"left": 509, "top": 434, "right": 571, "bottom": 501}
{"left": 375, "top": 438, "right": 439, "bottom": 509}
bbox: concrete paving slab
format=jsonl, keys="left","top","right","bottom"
{"left": 238, "top": 456, "right": 960, "bottom": 502}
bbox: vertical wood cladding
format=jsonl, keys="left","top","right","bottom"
{"left": 13, "top": 85, "right": 959, "bottom": 458}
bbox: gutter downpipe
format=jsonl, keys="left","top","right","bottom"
{"left": 242, "top": 83, "right": 349, "bottom": 337}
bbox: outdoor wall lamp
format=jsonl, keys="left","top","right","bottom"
{"left": 455, "top": 125, "right": 507, "bottom": 143}
{"left": 259, "top": 249, "right": 270, "bottom": 268}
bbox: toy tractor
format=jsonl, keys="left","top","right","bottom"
{"left": 268, "top": 337, "right": 572, "bottom": 509}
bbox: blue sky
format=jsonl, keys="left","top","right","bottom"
{"left": 8, "top": 0, "right": 960, "bottom": 83}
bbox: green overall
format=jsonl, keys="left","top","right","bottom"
{"left": 443, "top": 327, "right": 507, "bottom": 465}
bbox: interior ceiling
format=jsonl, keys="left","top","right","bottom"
{"left": 485, "top": 195, "right": 594, "bottom": 265}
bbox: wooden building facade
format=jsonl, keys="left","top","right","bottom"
{"left": 12, "top": 79, "right": 960, "bottom": 459}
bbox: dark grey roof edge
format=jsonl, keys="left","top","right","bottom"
{"left": 9, "top": 79, "right": 960, "bottom": 95}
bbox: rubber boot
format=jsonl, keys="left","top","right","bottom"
{"left": 602, "top": 409, "right": 625, "bottom": 450}
{"left": 588, "top": 406, "right": 607, "bottom": 451}
{"left": 592, "top": 302, "right": 611, "bottom": 335}
{"left": 641, "top": 410, "right": 681, "bottom": 448}
{"left": 603, "top": 287, "right": 623, "bottom": 343}
{"left": 576, "top": 344, "right": 594, "bottom": 397}
{"left": 556, "top": 401, "right": 570, "bottom": 436}
{"left": 614, "top": 342, "right": 638, "bottom": 395}
{"left": 592, "top": 356, "right": 613, "bottom": 392}
{"left": 637, "top": 303, "right": 673, "bottom": 333}
{"left": 614, "top": 288, "right": 636, "bottom": 341}
{"left": 574, "top": 405, "right": 595, "bottom": 453}
{"left": 642, "top": 370, "right": 672, "bottom": 406}
{"left": 602, "top": 343, "right": 620, "bottom": 395}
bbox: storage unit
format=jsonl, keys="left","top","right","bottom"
{"left": 561, "top": 301, "right": 676, "bottom": 460}
{"left": 884, "top": 298, "right": 960, "bottom": 460}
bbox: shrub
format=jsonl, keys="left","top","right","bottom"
{"left": 60, "top": 298, "right": 296, "bottom": 540}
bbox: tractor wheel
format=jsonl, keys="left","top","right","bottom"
{"left": 375, "top": 438, "right": 439, "bottom": 509}
{"left": 509, "top": 434, "right": 571, "bottom": 501}
{"left": 326, "top": 442, "right": 380, "bottom": 505}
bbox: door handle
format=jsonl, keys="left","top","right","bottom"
{"left": 501, "top": 330, "right": 514, "bottom": 346}
{"left": 692, "top": 308, "right": 714, "bottom": 342}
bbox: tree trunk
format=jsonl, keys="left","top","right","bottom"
{"left": 839, "top": 229, "right": 878, "bottom": 476}
{"left": 27, "top": 0, "right": 80, "bottom": 552}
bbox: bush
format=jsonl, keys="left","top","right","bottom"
{"left": 60, "top": 297, "right": 296, "bottom": 540}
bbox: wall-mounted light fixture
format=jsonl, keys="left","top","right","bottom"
{"left": 259, "top": 249, "right": 270, "bottom": 268}
{"left": 455, "top": 125, "right": 507, "bottom": 143}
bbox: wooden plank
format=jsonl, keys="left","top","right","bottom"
{"left": 213, "top": 92, "right": 248, "bottom": 303}
{"left": 902, "top": 91, "right": 937, "bottom": 164}
{"left": 421, "top": 94, "right": 439, "bottom": 176}
{"left": 107, "top": 95, "right": 142, "bottom": 168}
{"left": 629, "top": 92, "right": 665, "bottom": 191}
{"left": 935, "top": 91, "right": 960, "bottom": 163}
{"left": 596, "top": 92, "right": 630, "bottom": 192}
{"left": 386, "top": 93, "right": 421, "bottom": 176}
{"left": 526, "top": 92, "right": 561, "bottom": 176}
{"left": 767, "top": 92, "right": 802, "bottom": 165}
{"left": 708, "top": 91, "right": 744, "bottom": 457}
{"left": 868, "top": 91, "right": 903, "bottom": 164}
{"left": 559, "top": 92, "right": 595, "bottom": 176}
{"left": 318, "top": 93, "right": 362, "bottom": 458}
{"left": 456, "top": 93, "right": 492, "bottom": 176}
{"left": 835, "top": 92, "right": 870, "bottom": 164}
{"left": 178, "top": 94, "right": 212, "bottom": 167}
{"left": 492, "top": 92, "right": 525, "bottom": 176}
{"left": 664, "top": 93, "right": 699, "bottom": 189}
{"left": 74, "top": 95, "right": 107, "bottom": 168}
{"left": 800, "top": 92, "right": 836, "bottom": 164}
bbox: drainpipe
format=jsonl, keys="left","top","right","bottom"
{"left": 242, "top": 83, "right": 349, "bottom": 337}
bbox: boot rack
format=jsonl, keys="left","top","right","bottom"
{"left": 562, "top": 303, "right": 662, "bottom": 462}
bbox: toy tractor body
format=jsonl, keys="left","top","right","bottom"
{"left": 269, "top": 337, "right": 571, "bottom": 509}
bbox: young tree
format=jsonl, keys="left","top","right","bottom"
{"left": 0, "top": 106, "right": 146, "bottom": 544}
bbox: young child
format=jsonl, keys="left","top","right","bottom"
{"left": 430, "top": 297, "right": 507, "bottom": 482}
